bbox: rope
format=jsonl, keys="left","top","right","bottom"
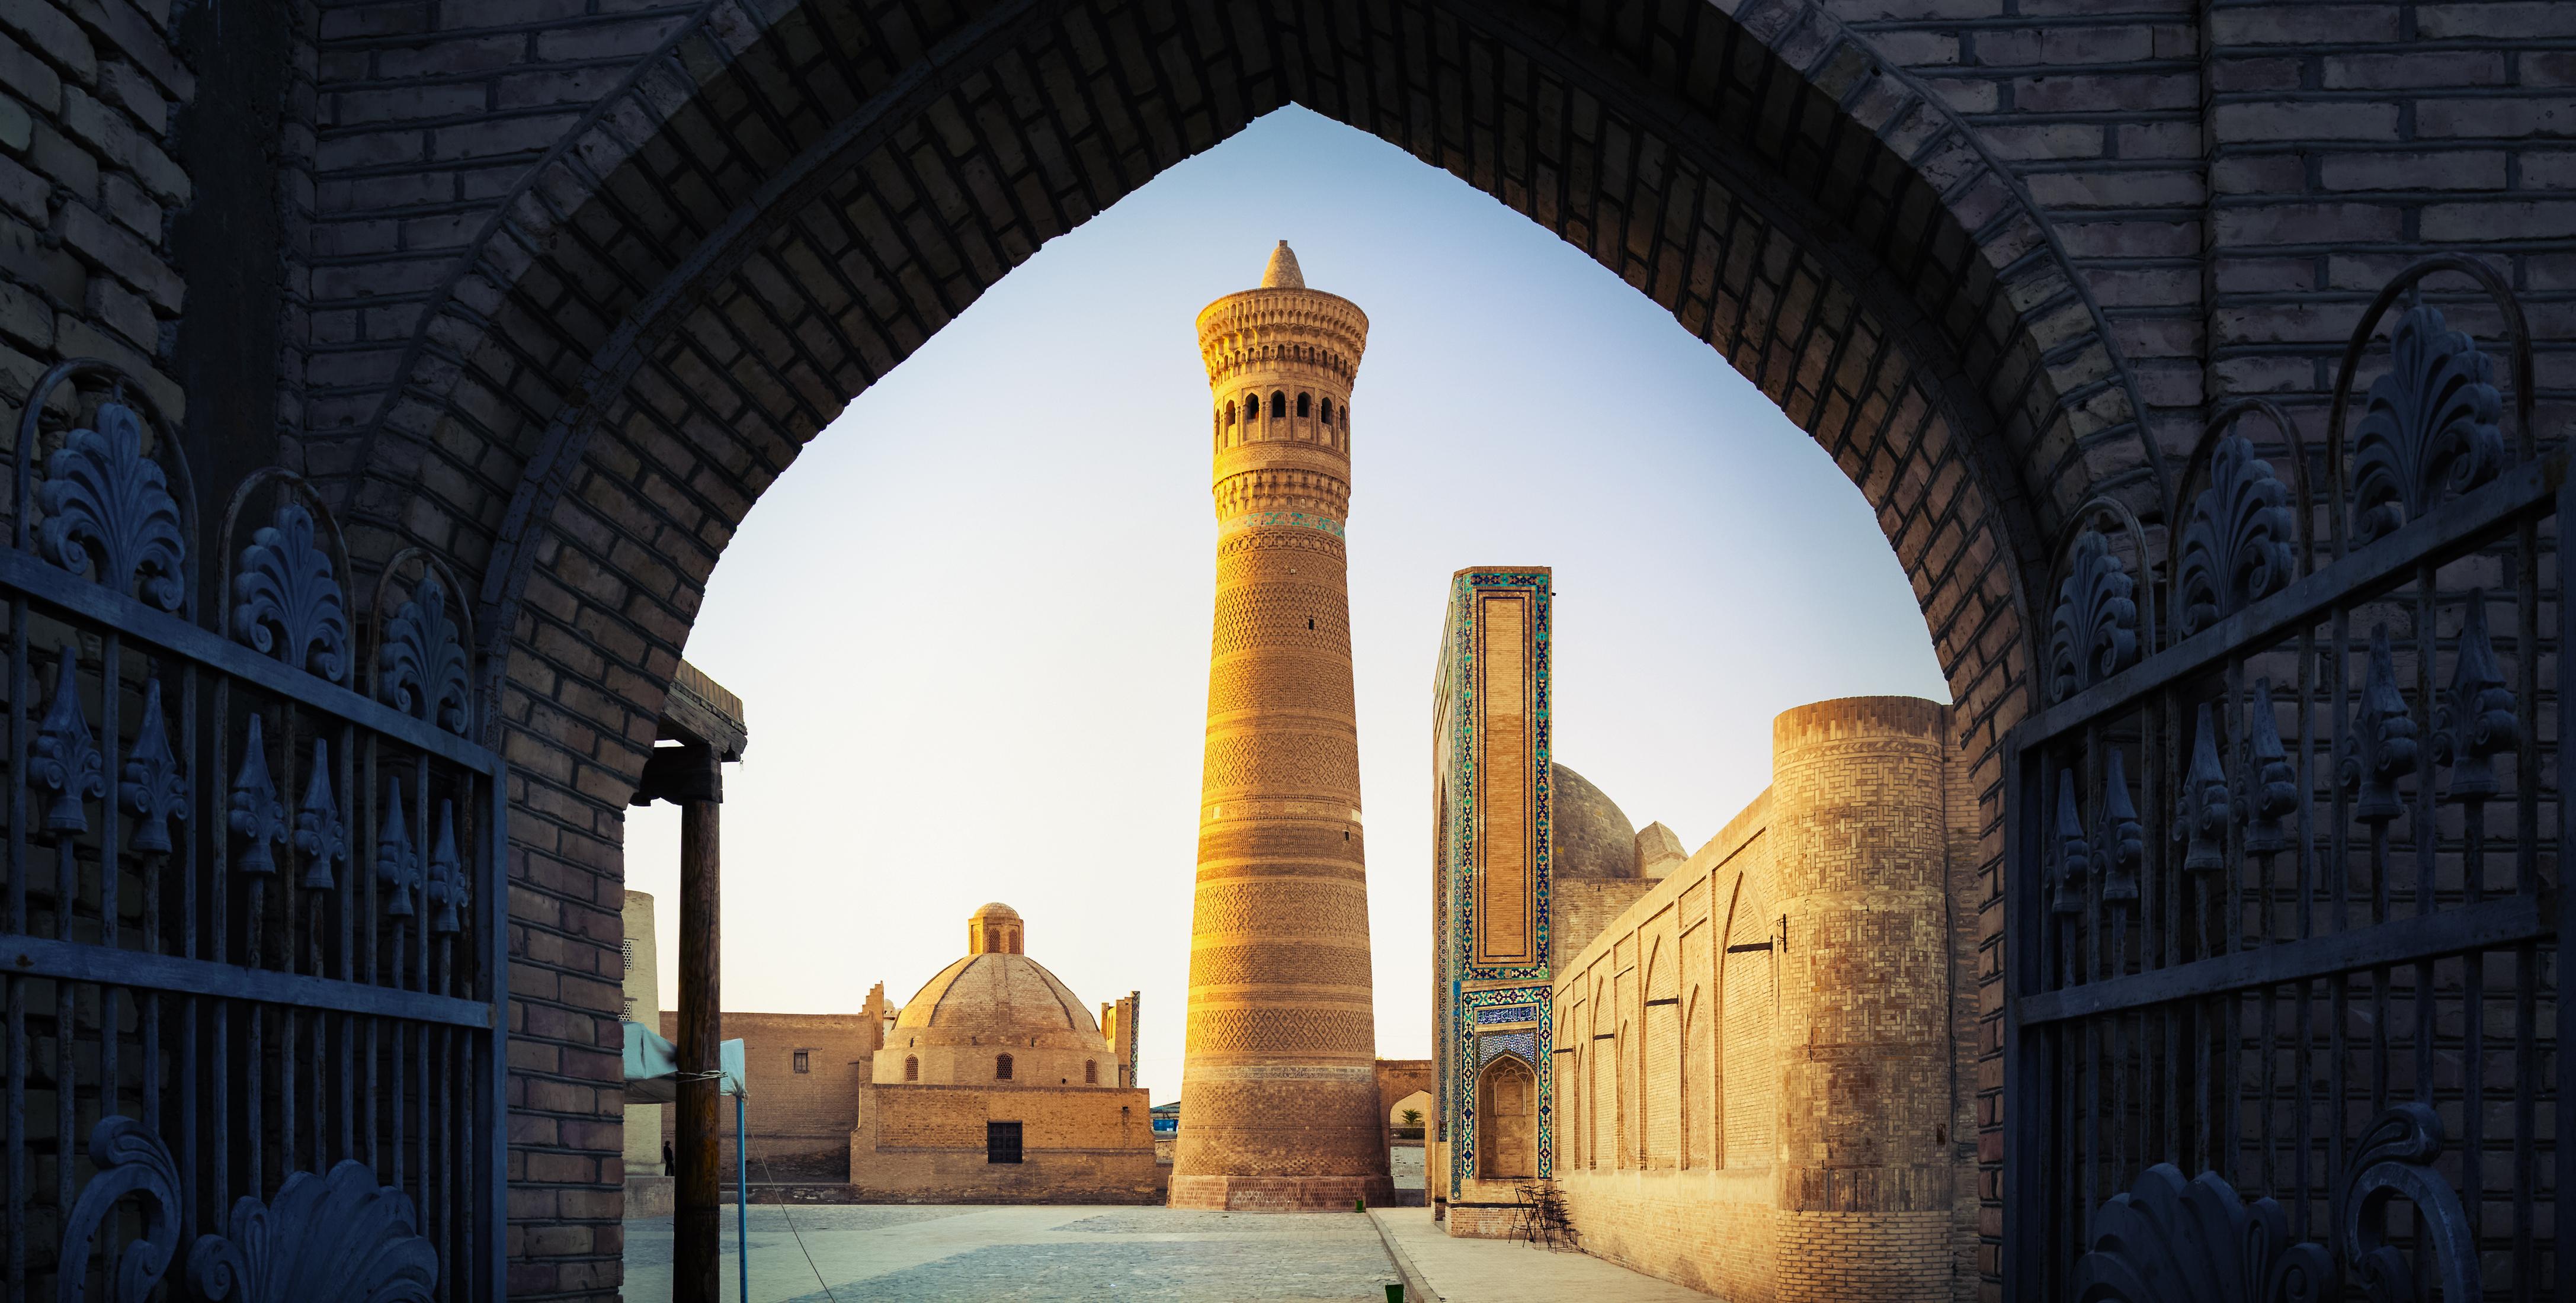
{"left": 754, "top": 1148, "right": 840, "bottom": 1302}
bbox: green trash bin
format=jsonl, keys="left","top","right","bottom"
{"left": 1385, "top": 1286, "right": 1405, "bottom": 1303}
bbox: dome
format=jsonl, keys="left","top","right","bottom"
{"left": 1260, "top": 240, "right": 1305, "bottom": 288}
{"left": 1551, "top": 762, "right": 1638, "bottom": 878}
{"left": 893, "top": 951, "right": 1101, "bottom": 1037}
{"left": 877, "top": 904, "right": 1118, "bottom": 1089}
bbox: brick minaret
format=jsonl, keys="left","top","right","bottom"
{"left": 1173, "top": 243, "right": 1392, "bottom": 1211}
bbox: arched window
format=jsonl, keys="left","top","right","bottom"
{"left": 995, "top": 1053, "right": 1014, "bottom": 1080}
{"left": 1225, "top": 400, "right": 1236, "bottom": 426}
{"left": 903, "top": 1055, "right": 919, "bottom": 1082}
{"left": 1296, "top": 391, "right": 1311, "bottom": 418}
{"left": 1245, "top": 393, "right": 1260, "bottom": 420}
{"left": 1085, "top": 1060, "right": 1098, "bottom": 1084}
{"left": 1319, "top": 397, "right": 1332, "bottom": 425}
{"left": 1270, "top": 389, "right": 1286, "bottom": 416}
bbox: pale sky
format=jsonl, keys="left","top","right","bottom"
{"left": 624, "top": 108, "right": 1946, "bottom": 1097}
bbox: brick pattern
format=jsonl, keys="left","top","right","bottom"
{"left": 850, "top": 1081, "right": 1163, "bottom": 1203}
{"left": 0, "top": 0, "right": 2560, "bottom": 1296}
{"left": 0, "top": 0, "right": 196, "bottom": 426}
{"left": 1547, "top": 699, "right": 1970, "bottom": 1301}
{"left": 653, "top": 1010, "right": 880, "bottom": 1180}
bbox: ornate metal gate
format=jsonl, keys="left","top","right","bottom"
{"left": 2005, "top": 257, "right": 2564, "bottom": 1301}
{"left": 0, "top": 362, "right": 506, "bottom": 1299}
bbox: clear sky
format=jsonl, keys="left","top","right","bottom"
{"left": 623, "top": 107, "right": 1946, "bottom": 1097}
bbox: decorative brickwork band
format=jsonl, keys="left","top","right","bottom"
{"left": 1174, "top": 246, "right": 1390, "bottom": 1212}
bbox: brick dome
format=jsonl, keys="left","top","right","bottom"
{"left": 1550, "top": 762, "right": 1639, "bottom": 878}
{"left": 879, "top": 905, "right": 1115, "bottom": 1088}
{"left": 893, "top": 951, "right": 1101, "bottom": 1037}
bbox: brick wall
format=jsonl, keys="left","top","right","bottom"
{"left": 656, "top": 1009, "right": 881, "bottom": 1180}
{"left": 851, "top": 1081, "right": 1162, "bottom": 1203}
{"left": 1547, "top": 699, "right": 1970, "bottom": 1302}
{"left": 0, "top": 0, "right": 197, "bottom": 422}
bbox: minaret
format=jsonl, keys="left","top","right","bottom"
{"left": 1174, "top": 242, "right": 1392, "bottom": 1211}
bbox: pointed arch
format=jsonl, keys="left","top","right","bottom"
{"left": 1476, "top": 1053, "right": 1538, "bottom": 1180}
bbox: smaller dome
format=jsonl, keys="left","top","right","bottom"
{"left": 966, "top": 901, "right": 1027, "bottom": 955}
{"left": 1552, "top": 762, "right": 1639, "bottom": 878}
{"left": 1260, "top": 240, "right": 1305, "bottom": 289}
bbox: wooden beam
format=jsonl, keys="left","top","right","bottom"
{"left": 659, "top": 659, "right": 749, "bottom": 761}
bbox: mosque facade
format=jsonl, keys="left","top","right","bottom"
{"left": 1432, "top": 570, "right": 1984, "bottom": 1302}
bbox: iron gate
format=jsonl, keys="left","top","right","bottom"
{"left": 2005, "top": 256, "right": 2565, "bottom": 1301}
{"left": 0, "top": 361, "right": 507, "bottom": 1300}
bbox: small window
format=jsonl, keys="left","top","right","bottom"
{"left": 1296, "top": 392, "right": 1311, "bottom": 418}
{"left": 996, "top": 1053, "right": 1014, "bottom": 1081}
{"left": 1245, "top": 393, "right": 1260, "bottom": 419}
{"left": 620, "top": 939, "right": 633, "bottom": 974}
{"left": 1319, "top": 398, "right": 1332, "bottom": 425}
{"left": 1225, "top": 400, "right": 1236, "bottom": 426}
{"left": 986, "top": 1120, "right": 1023, "bottom": 1164}
{"left": 792, "top": 1050, "right": 810, "bottom": 1074}
{"left": 1270, "top": 389, "right": 1286, "bottom": 416}
{"left": 904, "top": 1055, "right": 919, "bottom": 1081}
{"left": 1085, "top": 1060, "right": 1098, "bottom": 1084}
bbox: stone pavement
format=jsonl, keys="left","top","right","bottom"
{"left": 1367, "top": 1206, "right": 1714, "bottom": 1302}
{"left": 623, "top": 1204, "right": 1404, "bottom": 1301}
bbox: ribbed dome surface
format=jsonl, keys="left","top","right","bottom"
{"left": 895, "top": 952, "right": 1099, "bottom": 1036}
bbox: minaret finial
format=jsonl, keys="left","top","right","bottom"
{"left": 1260, "top": 240, "right": 1305, "bottom": 289}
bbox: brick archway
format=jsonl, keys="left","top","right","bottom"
{"left": 304, "top": 1, "right": 2158, "bottom": 1292}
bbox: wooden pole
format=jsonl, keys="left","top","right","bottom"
{"left": 673, "top": 752, "right": 723, "bottom": 1303}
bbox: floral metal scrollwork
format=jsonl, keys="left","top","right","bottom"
{"left": 2239, "top": 680, "right": 2296, "bottom": 858}
{"left": 55, "top": 1116, "right": 182, "bottom": 1303}
{"left": 425, "top": 798, "right": 466, "bottom": 936}
{"left": 2069, "top": 1102, "right": 2476, "bottom": 1302}
{"left": 2100, "top": 749, "right": 2142, "bottom": 906}
{"left": 35, "top": 402, "right": 186, "bottom": 612}
{"left": 2174, "top": 435, "right": 2296, "bottom": 637}
{"left": 378, "top": 570, "right": 470, "bottom": 737}
{"left": 2340, "top": 625, "right": 2418, "bottom": 826}
{"left": 2052, "top": 770, "right": 2089, "bottom": 915}
{"left": 2350, "top": 304, "right": 2504, "bottom": 545}
{"left": 230, "top": 500, "right": 350, "bottom": 682}
{"left": 2340, "top": 1102, "right": 2478, "bottom": 1303}
{"left": 228, "top": 714, "right": 287, "bottom": 878}
{"left": 2049, "top": 531, "right": 2140, "bottom": 704}
{"left": 120, "top": 678, "right": 187, "bottom": 855}
{"left": 2069, "top": 1161, "right": 2333, "bottom": 1303}
{"left": 186, "top": 1157, "right": 438, "bottom": 1303}
{"left": 28, "top": 652, "right": 104, "bottom": 836}
{"left": 2177, "top": 704, "right": 2229, "bottom": 874}
{"left": 375, "top": 781, "right": 421, "bottom": 919}
{"left": 293, "top": 739, "right": 347, "bottom": 891}
{"left": 2433, "top": 592, "right": 2516, "bottom": 803}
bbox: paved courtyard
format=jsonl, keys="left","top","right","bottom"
{"left": 623, "top": 1205, "right": 1404, "bottom": 1301}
